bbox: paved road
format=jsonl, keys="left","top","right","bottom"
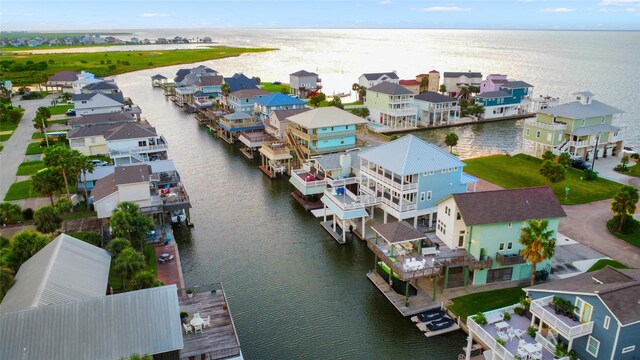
{"left": 0, "top": 96, "right": 53, "bottom": 201}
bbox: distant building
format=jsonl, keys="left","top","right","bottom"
{"left": 47, "top": 71, "right": 79, "bottom": 88}
{"left": 479, "top": 74, "right": 509, "bottom": 94}
{"left": 358, "top": 71, "right": 399, "bottom": 89}
{"left": 202, "top": 36, "right": 212, "bottom": 43}
{"left": 415, "top": 70, "right": 440, "bottom": 93}
{"left": 414, "top": 91, "right": 459, "bottom": 126}
{"left": 475, "top": 80, "right": 533, "bottom": 119}
{"left": 253, "top": 93, "right": 306, "bottom": 123}
{"left": 227, "top": 88, "right": 270, "bottom": 114}
{"left": 289, "top": 70, "right": 321, "bottom": 98}
{"left": 365, "top": 81, "right": 417, "bottom": 130}
{"left": 442, "top": 71, "right": 482, "bottom": 97}
{"left": 72, "top": 92, "right": 126, "bottom": 115}
{"left": 398, "top": 79, "right": 420, "bottom": 94}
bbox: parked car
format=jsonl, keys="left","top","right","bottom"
{"left": 90, "top": 160, "right": 108, "bottom": 167}
{"left": 571, "top": 159, "right": 592, "bottom": 170}
{"left": 66, "top": 109, "right": 76, "bottom": 116}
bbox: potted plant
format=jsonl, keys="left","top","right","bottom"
{"left": 552, "top": 296, "right": 564, "bottom": 314}
{"left": 186, "top": 289, "right": 193, "bottom": 298}
{"left": 471, "top": 312, "right": 488, "bottom": 326}
{"left": 513, "top": 306, "right": 526, "bottom": 316}
{"left": 502, "top": 311, "right": 511, "bottom": 321}
{"left": 496, "top": 337, "right": 506, "bottom": 346}
{"left": 180, "top": 311, "right": 189, "bottom": 324}
{"left": 528, "top": 326, "right": 538, "bottom": 338}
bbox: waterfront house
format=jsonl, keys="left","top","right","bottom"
{"left": 47, "top": 70, "right": 78, "bottom": 88}
{"left": 174, "top": 67, "right": 223, "bottom": 108}
{"left": 82, "top": 80, "right": 120, "bottom": 94}
{"left": 414, "top": 91, "right": 459, "bottom": 126}
{"left": 224, "top": 73, "right": 260, "bottom": 92}
{"left": 151, "top": 74, "right": 168, "bottom": 87}
{"left": 253, "top": 92, "right": 307, "bottom": 123}
{"left": 479, "top": 74, "right": 509, "bottom": 94}
{"left": 523, "top": 92, "right": 625, "bottom": 160}
{"left": 416, "top": 70, "right": 441, "bottom": 93}
{"left": 475, "top": 80, "right": 533, "bottom": 119}
{"left": 72, "top": 92, "right": 126, "bottom": 116}
{"left": 358, "top": 71, "right": 400, "bottom": 89}
{"left": 68, "top": 112, "right": 138, "bottom": 128}
{"left": 227, "top": 88, "right": 270, "bottom": 114}
{"left": 442, "top": 71, "right": 482, "bottom": 97}
{"left": 68, "top": 124, "right": 114, "bottom": 156}
{"left": 289, "top": 70, "right": 321, "bottom": 98}
{"left": 365, "top": 81, "right": 418, "bottom": 130}
{"left": 435, "top": 187, "right": 565, "bottom": 287}
{"left": 466, "top": 266, "right": 640, "bottom": 360}
{"left": 399, "top": 79, "right": 421, "bottom": 94}
{"left": 92, "top": 164, "right": 154, "bottom": 219}
{"left": 264, "top": 108, "right": 310, "bottom": 140}
{"left": 72, "top": 71, "right": 102, "bottom": 94}
{"left": 104, "top": 122, "right": 168, "bottom": 165}
{"left": 217, "top": 111, "right": 264, "bottom": 144}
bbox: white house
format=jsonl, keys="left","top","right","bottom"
{"left": 442, "top": 71, "right": 482, "bottom": 97}
{"left": 71, "top": 71, "right": 102, "bottom": 94}
{"left": 73, "top": 92, "right": 126, "bottom": 116}
{"left": 104, "top": 123, "right": 168, "bottom": 165}
{"left": 414, "top": 91, "right": 460, "bottom": 126}
{"left": 358, "top": 71, "right": 399, "bottom": 89}
{"left": 92, "top": 164, "right": 154, "bottom": 219}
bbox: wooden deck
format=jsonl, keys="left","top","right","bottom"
{"left": 179, "top": 290, "right": 242, "bottom": 360}
{"left": 367, "top": 272, "right": 440, "bottom": 317}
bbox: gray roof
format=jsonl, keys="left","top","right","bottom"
{"left": 150, "top": 74, "right": 167, "bottom": 80}
{"left": 0, "top": 234, "right": 111, "bottom": 313}
{"left": 68, "top": 124, "right": 116, "bottom": 138}
{"left": 527, "top": 267, "right": 640, "bottom": 326}
{"left": 359, "top": 135, "right": 466, "bottom": 176}
{"left": 197, "top": 75, "right": 223, "bottom": 86}
{"left": 91, "top": 173, "right": 117, "bottom": 202}
{"left": 229, "top": 88, "right": 270, "bottom": 99}
{"left": 68, "top": 112, "right": 136, "bottom": 127}
{"left": 367, "top": 81, "right": 414, "bottom": 96}
{"left": 0, "top": 285, "right": 183, "bottom": 360}
{"left": 414, "top": 91, "right": 456, "bottom": 103}
{"left": 224, "top": 111, "right": 253, "bottom": 120}
{"left": 572, "top": 124, "right": 620, "bottom": 136}
{"left": 48, "top": 71, "right": 78, "bottom": 82}
{"left": 73, "top": 92, "right": 125, "bottom": 104}
{"left": 270, "top": 108, "right": 311, "bottom": 123}
{"left": 476, "top": 90, "right": 511, "bottom": 99}
{"left": 83, "top": 81, "right": 119, "bottom": 91}
{"left": 362, "top": 72, "right": 399, "bottom": 81}
{"left": 501, "top": 80, "right": 533, "bottom": 89}
{"left": 443, "top": 71, "right": 482, "bottom": 78}
{"left": 371, "top": 221, "right": 426, "bottom": 244}
{"left": 80, "top": 165, "right": 115, "bottom": 182}
{"left": 573, "top": 91, "right": 595, "bottom": 97}
{"left": 104, "top": 123, "right": 157, "bottom": 141}
{"left": 314, "top": 148, "right": 364, "bottom": 172}
{"left": 451, "top": 187, "right": 566, "bottom": 226}
{"left": 114, "top": 164, "right": 150, "bottom": 185}
{"left": 538, "top": 100, "right": 623, "bottom": 119}
{"left": 80, "top": 160, "right": 177, "bottom": 183}
{"left": 290, "top": 70, "right": 318, "bottom": 77}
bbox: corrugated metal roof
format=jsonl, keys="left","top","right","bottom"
{"left": 224, "top": 112, "right": 253, "bottom": 120}
{"left": 286, "top": 106, "right": 367, "bottom": 129}
{"left": 0, "top": 234, "right": 111, "bottom": 313}
{"left": 0, "top": 285, "right": 183, "bottom": 360}
{"left": 359, "top": 135, "right": 466, "bottom": 176}
{"left": 538, "top": 99, "right": 623, "bottom": 119}
{"left": 254, "top": 93, "right": 306, "bottom": 107}
{"left": 572, "top": 124, "right": 619, "bottom": 136}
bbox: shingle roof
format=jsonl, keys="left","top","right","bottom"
{"left": 415, "top": 91, "right": 457, "bottom": 103}
{"left": 83, "top": 81, "right": 119, "bottom": 91}
{"left": 359, "top": 135, "right": 465, "bottom": 176}
{"left": 367, "top": 81, "right": 414, "bottom": 96}
{"left": 501, "top": 80, "right": 533, "bottom": 88}
{"left": 362, "top": 72, "right": 399, "bottom": 80}
{"left": 150, "top": 74, "right": 167, "bottom": 80}
{"left": 371, "top": 221, "right": 427, "bottom": 244}
{"left": 538, "top": 100, "right": 623, "bottom": 119}
{"left": 174, "top": 68, "right": 190, "bottom": 83}
{"left": 290, "top": 70, "right": 318, "bottom": 77}
{"left": 573, "top": 91, "right": 595, "bottom": 97}
{"left": 68, "top": 112, "right": 136, "bottom": 127}
{"left": 527, "top": 267, "right": 640, "bottom": 326}
{"left": 224, "top": 73, "right": 259, "bottom": 92}
{"left": 254, "top": 92, "right": 306, "bottom": 107}
{"left": 197, "top": 75, "right": 223, "bottom": 86}
{"left": 443, "top": 72, "right": 482, "bottom": 78}
{"left": 399, "top": 79, "right": 421, "bottom": 86}
{"left": 72, "top": 92, "right": 125, "bottom": 105}
{"left": 68, "top": 124, "right": 116, "bottom": 138}
{"left": 0, "top": 285, "right": 183, "bottom": 360}
{"left": 476, "top": 90, "right": 512, "bottom": 99}
{"left": 0, "top": 234, "right": 111, "bottom": 313}
{"left": 270, "top": 108, "right": 311, "bottom": 123}
{"left": 48, "top": 71, "right": 78, "bottom": 82}
{"left": 91, "top": 173, "right": 117, "bottom": 202}
{"left": 286, "top": 106, "right": 367, "bottom": 129}
{"left": 452, "top": 187, "right": 566, "bottom": 226}
{"left": 229, "top": 88, "right": 270, "bottom": 99}
{"left": 114, "top": 164, "right": 150, "bottom": 185}
{"left": 104, "top": 123, "right": 157, "bottom": 141}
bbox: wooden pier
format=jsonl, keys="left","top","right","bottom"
{"left": 320, "top": 220, "right": 348, "bottom": 244}
{"left": 367, "top": 272, "right": 440, "bottom": 317}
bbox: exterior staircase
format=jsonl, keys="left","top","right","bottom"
{"left": 285, "top": 128, "right": 306, "bottom": 167}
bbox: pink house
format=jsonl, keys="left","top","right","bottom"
{"left": 480, "top": 74, "right": 509, "bottom": 94}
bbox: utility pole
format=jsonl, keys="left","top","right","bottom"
{"left": 591, "top": 133, "right": 601, "bottom": 171}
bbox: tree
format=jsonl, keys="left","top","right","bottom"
{"left": 106, "top": 238, "right": 131, "bottom": 258}
{"left": 520, "top": 219, "right": 556, "bottom": 286}
{"left": 31, "top": 168, "right": 64, "bottom": 206}
{"left": 439, "top": 84, "right": 447, "bottom": 94}
{"left": 78, "top": 155, "right": 95, "bottom": 210}
{"left": 33, "top": 114, "right": 49, "bottom": 147}
{"left": 0, "top": 266, "right": 15, "bottom": 300}
{"left": 358, "top": 87, "right": 367, "bottom": 102}
{"left": 56, "top": 198, "right": 73, "bottom": 233}
{"left": 44, "top": 147, "right": 84, "bottom": 199}
{"left": 419, "top": 77, "right": 429, "bottom": 93}
{"left": 251, "top": 76, "right": 261, "bottom": 83}
{"left": 611, "top": 185, "right": 640, "bottom": 232}
{"left": 558, "top": 152, "right": 572, "bottom": 167}
{"left": 110, "top": 202, "right": 154, "bottom": 251}
{"left": 6, "top": 231, "right": 51, "bottom": 271}
{"left": 539, "top": 160, "right": 566, "bottom": 185}
{"left": 444, "top": 133, "right": 459, "bottom": 153}
{"left": 620, "top": 155, "right": 630, "bottom": 171}
{"left": 131, "top": 270, "right": 163, "bottom": 290}
{"left": 220, "top": 83, "right": 231, "bottom": 108}
{"left": 0, "top": 202, "right": 22, "bottom": 225}
{"left": 34, "top": 206, "right": 62, "bottom": 234}
{"left": 459, "top": 86, "right": 470, "bottom": 100}
{"left": 36, "top": 106, "right": 51, "bottom": 120}
{"left": 541, "top": 150, "right": 555, "bottom": 162}
{"left": 114, "top": 247, "right": 146, "bottom": 289}
{"left": 327, "top": 95, "right": 343, "bottom": 109}
{"left": 308, "top": 92, "right": 326, "bottom": 108}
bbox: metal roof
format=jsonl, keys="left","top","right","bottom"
{"left": 367, "top": 81, "right": 414, "bottom": 96}
{"left": 414, "top": 91, "right": 456, "bottom": 104}
{"left": 0, "top": 285, "right": 183, "bottom": 360}
{"left": 361, "top": 72, "right": 399, "bottom": 80}
{"left": 150, "top": 74, "right": 167, "bottom": 80}
{"left": 72, "top": 92, "right": 125, "bottom": 104}
{"left": 538, "top": 99, "right": 623, "bottom": 119}
{"left": 80, "top": 165, "right": 115, "bottom": 182}
{"left": 0, "top": 234, "right": 111, "bottom": 313}
{"left": 286, "top": 106, "right": 367, "bottom": 129}
{"left": 254, "top": 92, "right": 306, "bottom": 107}
{"left": 313, "top": 148, "right": 364, "bottom": 172}
{"left": 573, "top": 91, "right": 595, "bottom": 97}
{"left": 476, "top": 90, "right": 511, "bottom": 99}
{"left": 359, "top": 135, "right": 466, "bottom": 176}
{"left": 501, "top": 80, "right": 533, "bottom": 89}
{"left": 572, "top": 124, "right": 619, "bottom": 136}
{"left": 224, "top": 111, "right": 253, "bottom": 120}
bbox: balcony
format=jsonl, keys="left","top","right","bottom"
{"left": 327, "top": 176, "right": 358, "bottom": 187}
{"left": 360, "top": 167, "right": 418, "bottom": 192}
{"left": 530, "top": 296, "right": 594, "bottom": 340}
{"left": 384, "top": 107, "right": 417, "bottom": 117}
{"left": 259, "top": 143, "right": 292, "bottom": 160}
{"left": 525, "top": 119, "right": 567, "bottom": 131}
{"left": 567, "top": 140, "right": 589, "bottom": 148}
{"left": 290, "top": 169, "right": 327, "bottom": 196}
{"left": 218, "top": 118, "right": 263, "bottom": 131}
{"left": 496, "top": 252, "right": 526, "bottom": 266}
{"left": 380, "top": 196, "right": 417, "bottom": 212}
{"left": 388, "top": 97, "right": 415, "bottom": 104}
{"left": 305, "top": 143, "right": 362, "bottom": 156}
{"left": 323, "top": 188, "right": 381, "bottom": 211}
{"left": 366, "top": 240, "right": 441, "bottom": 281}
{"left": 289, "top": 126, "right": 312, "bottom": 141}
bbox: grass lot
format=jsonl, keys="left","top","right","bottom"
{"left": 16, "top": 160, "right": 45, "bottom": 175}
{"left": 587, "top": 259, "right": 631, "bottom": 272}
{"left": 0, "top": 121, "right": 19, "bottom": 132}
{"left": 463, "top": 154, "right": 624, "bottom": 205}
{"left": 260, "top": 82, "right": 291, "bottom": 93}
{"left": 607, "top": 219, "right": 640, "bottom": 247}
{"left": 68, "top": 231, "right": 102, "bottom": 245}
{"left": 622, "top": 162, "right": 640, "bottom": 178}
{"left": 31, "top": 132, "right": 44, "bottom": 139}
{"left": 0, "top": 145, "right": 3, "bottom": 152}
{"left": 3, "top": 47, "right": 275, "bottom": 85}
{"left": 4, "top": 179, "right": 74, "bottom": 201}
{"left": 64, "top": 210, "right": 97, "bottom": 220}
{"left": 25, "top": 141, "right": 66, "bottom": 155}
{"left": 47, "top": 104, "right": 73, "bottom": 115}
{"left": 108, "top": 245, "right": 158, "bottom": 292}
{"left": 0, "top": 134, "right": 11, "bottom": 141}
{"left": 448, "top": 286, "right": 526, "bottom": 322}
{"left": 48, "top": 118, "right": 69, "bottom": 125}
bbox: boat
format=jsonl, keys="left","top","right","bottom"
{"left": 171, "top": 209, "right": 187, "bottom": 223}
{"left": 427, "top": 317, "right": 455, "bottom": 332}
{"left": 411, "top": 309, "right": 446, "bottom": 324}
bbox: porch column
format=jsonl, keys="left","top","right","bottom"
{"left": 443, "top": 266, "right": 449, "bottom": 289}
{"left": 428, "top": 212, "right": 433, "bottom": 227}
{"left": 383, "top": 210, "right": 388, "bottom": 224}
{"left": 373, "top": 254, "right": 378, "bottom": 271}
{"left": 323, "top": 204, "right": 327, "bottom": 222}
{"left": 404, "top": 281, "right": 410, "bottom": 307}
{"left": 568, "top": 338, "right": 574, "bottom": 352}
{"left": 538, "top": 319, "right": 543, "bottom": 332}
{"left": 413, "top": 216, "right": 418, "bottom": 228}
{"left": 531, "top": 314, "right": 536, "bottom": 327}
{"left": 342, "top": 219, "right": 347, "bottom": 243}
{"left": 432, "top": 273, "right": 437, "bottom": 300}
{"left": 465, "top": 331, "right": 474, "bottom": 360}
{"left": 333, "top": 216, "right": 336, "bottom": 231}
{"left": 463, "top": 266, "right": 470, "bottom": 287}
{"left": 362, "top": 216, "right": 366, "bottom": 239}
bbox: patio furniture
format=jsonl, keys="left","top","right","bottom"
{"left": 524, "top": 343, "right": 539, "bottom": 358}
{"left": 494, "top": 321, "right": 509, "bottom": 331}
{"left": 158, "top": 253, "right": 170, "bottom": 263}
{"left": 496, "top": 331, "right": 508, "bottom": 342}
{"left": 514, "top": 328, "right": 526, "bottom": 338}
{"left": 182, "top": 323, "right": 193, "bottom": 334}
{"left": 193, "top": 312, "right": 201, "bottom": 319}
{"left": 194, "top": 324, "right": 203, "bottom": 334}
{"left": 531, "top": 351, "right": 542, "bottom": 360}
{"left": 517, "top": 347, "right": 528, "bottom": 359}
{"left": 203, "top": 315, "right": 211, "bottom": 328}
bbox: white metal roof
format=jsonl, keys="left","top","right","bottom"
{"left": 538, "top": 99, "right": 623, "bottom": 119}
{"left": 286, "top": 106, "right": 367, "bottom": 129}
{"left": 0, "top": 285, "right": 183, "bottom": 360}
{"left": 0, "top": 233, "right": 111, "bottom": 313}
{"left": 359, "top": 135, "right": 466, "bottom": 176}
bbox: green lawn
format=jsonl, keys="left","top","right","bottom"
{"left": 260, "top": 82, "right": 292, "bottom": 93}
{"left": 48, "top": 104, "right": 73, "bottom": 115}
{"left": 463, "top": 154, "right": 624, "bottom": 205}
{"left": 3, "top": 47, "right": 275, "bottom": 85}
{"left": 64, "top": 210, "right": 97, "bottom": 220}
{"left": 0, "top": 145, "right": 3, "bottom": 152}
{"left": 31, "top": 132, "right": 44, "bottom": 139}
{"left": 587, "top": 259, "right": 631, "bottom": 272}
{"left": 448, "top": 286, "right": 526, "bottom": 322}
{"left": 48, "top": 118, "right": 69, "bottom": 125}
{"left": 607, "top": 218, "right": 640, "bottom": 247}
{"left": 0, "top": 121, "right": 19, "bottom": 132}
{"left": 0, "top": 133, "right": 11, "bottom": 142}
{"left": 4, "top": 180, "right": 34, "bottom": 201}
{"left": 25, "top": 141, "right": 66, "bottom": 155}
{"left": 16, "top": 160, "right": 45, "bottom": 176}
{"left": 624, "top": 162, "right": 640, "bottom": 178}
{"left": 68, "top": 231, "right": 102, "bottom": 245}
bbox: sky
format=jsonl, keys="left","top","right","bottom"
{"left": 1, "top": 0, "right": 639, "bottom": 31}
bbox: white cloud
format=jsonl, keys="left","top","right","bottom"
{"left": 598, "top": 0, "right": 639, "bottom": 5}
{"left": 539, "top": 7, "right": 576, "bottom": 12}
{"left": 417, "top": 6, "right": 471, "bottom": 12}
{"left": 379, "top": 0, "right": 392, "bottom": 4}
{"left": 598, "top": 6, "right": 636, "bottom": 11}
{"left": 140, "top": 13, "right": 169, "bottom": 17}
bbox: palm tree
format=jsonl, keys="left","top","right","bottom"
{"left": 520, "top": 219, "right": 556, "bottom": 286}
{"left": 419, "top": 77, "right": 429, "bottom": 93}
{"left": 56, "top": 198, "right": 73, "bottom": 233}
{"left": 611, "top": 185, "right": 639, "bottom": 232}
{"left": 221, "top": 83, "right": 231, "bottom": 109}
{"left": 79, "top": 155, "right": 95, "bottom": 210}
{"left": 114, "top": 247, "right": 146, "bottom": 289}
{"left": 439, "top": 84, "right": 447, "bottom": 94}
{"left": 30, "top": 168, "right": 64, "bottom": 206}
{"left": 44, "top": 147, "right": 84, "bottom": 200}
{"left": 33, "top": 114, "right": 49, "bottom": 147}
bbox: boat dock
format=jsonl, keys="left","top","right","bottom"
{"left": 367, "top": 272, "right": 440, "bottom": 317}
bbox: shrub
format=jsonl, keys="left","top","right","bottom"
{"left": 513, "top": 306, "right": 526, "bottom": 316}
{"left": 180, "top": 311, "right": 188, "bottom": 318}
{"left": 0, "top": 202, "right": 23, "bottom": 225}
{"left": 496, "top": 337, "right": 506, "bottom": 346}
{"left": 22, "top": 207, "right": 34, "bottom": 220}
{"left": 471, "top": 312, "right": 488, "bottom": 326}
{"left": 631, "top": 153, "right": 639, "bottom": 160}
{"left": 607, "top": 215, "right": 640, "bottom": 235}
{"left": 502, "top": 311, "right": 511, "bottom": 321}
{"left": 583, "top": 169, "right": 599, "bottom": 180}
{"left": 527, "top": 326, "right": 538, "bottom": 338}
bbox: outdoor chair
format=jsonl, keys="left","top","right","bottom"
{"left": 531, "top": 351, "right": 542, "bottom": 360}
{"left": 515, "top": 328, "right": 526, "bottom": 338}
{"left": 183, "top": 323, "right": 193, "bottom": 334}
{"left": 203, "top": 316, "right": 211, "bottom": 328}
{"left": 517, "top": 348, "right": 528, "bottom": 359}
{"left": 193, "top": 312, "right": 201, "bottom": 319}
{"left": 194, "top": 324, "right": 203, "bottom": 334}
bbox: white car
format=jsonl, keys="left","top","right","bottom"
{"left": 90, "top": 160, "right": 108, "bottom": 167}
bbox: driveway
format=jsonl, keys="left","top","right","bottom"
{"left": 0, "top": 95, "right": 55, "bottom": 201}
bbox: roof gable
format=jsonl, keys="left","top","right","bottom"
{"left": 49, "top": 71, "right": 78, "bottom": 82}
{"left": 290, "top": 70, "right": 317, "bottom": 77}
{"left": 415, "top": 91, "right": 456, "bottom": 103}
{"left": 362, "top": 72, "right": 399, "bottom": 80}
{"left": 114, "top": 164, "right": 150, "bottom": 185}
{"left": 224, "top": 73, "right": 259, "bottom": 92}
{"left": 367, "top": 81, "right": 414, "bottom": 95}
{"left": 538, "top": 99, "right": 623, "bottom": 119}
{"left": 286, "top": 106, "right": 367, "bottom": 129}
{"left": 104, "top": 123, "right": 157, "bottom": 141}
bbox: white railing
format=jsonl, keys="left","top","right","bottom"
{"left": 567, "top": 140, "right": 589, "bottom": 148}
{"left": 530, "top": 296, "right": 594, "bottom": 339}
{"left": 360, "top": 167, "right": 418, "bottom": 192}
{"left": 388, "top": 97, "right": 415, "bottom": 104}
{"left": 314, "top": 130, "right": 357, "bottom": 139}
{"left": 536, "top": 332, "right": 556, "bottom": 354}
{"left": 291, "top": 170, "right": 327, "bottom": 188}
{"left": 525, "top": 119, "right": 567, "bottom": 131}
{"left": 136, "top": 143, "right": 168, "bottom": 152}
{"left": 323, "top": 189, "right": 381, "bottom": 210}
{"left": 468, "top": 317, "right": 515, "bottom": 360}
{"left": 385, "top": 107, "right": 417, "bottom": 116}
{"left": 327, "top": 177, "right": 358, "bottom": 187}
{"left": 380, "top": 197, "right": 417, "bottom": 212}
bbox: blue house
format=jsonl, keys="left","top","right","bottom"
{"left": 227, "top": 88, "right": 270, "bottom": 114}
{"left": 223, "top": 73, "right": 259, "bottom": 92}
{"left": 475, "top": 80, "right": 533, "bottom": 119}
{"left": 253, "top": 93, "right": 306, "bottom": 122}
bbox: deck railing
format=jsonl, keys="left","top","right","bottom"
{"left": 530, "top": 296, "right": 594, "bottom": 339}
{"left": 327, "top": 176, "right": 358, "bottom": 187}
{"left": 291, "top": 169, "right": 327, "bottom": 188}
{"left": 366, "top": 241, "right": 441, "bottom": 281}
{"left": 496, "top": 252, "right": 526, "bottom": 266}
{"left": 467, "top": 316, "right": 515, "bottom": 360}
{"left": 360, "top": 167, "right": 418, "bottom": 192}
{"left": 525, "top": 119, "right": 567, "bottom": 131}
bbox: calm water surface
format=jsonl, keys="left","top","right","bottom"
{"left": 113, "top": 29, "right": 639, "bottom": 359}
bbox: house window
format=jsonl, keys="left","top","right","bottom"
{"left": 420, "top": 192, "right": 425, "bottom": 202}
{"left": 525, "top": 127, "right": 530, "bottom": 136}
{"left": 81, "top": 100, "right": 87, "bottom": 104}
{"left": 586, "top": 336, "right": 600, "bottom": 357}
{"left": 430, "top": 171, "right": 434, "bottom": 175}
{"left": 456, "top": 212, "right": 461, "bottom": 220}
{"left": 499, "top": 243, "right": 505, "bottom": 251}
{"left": 546, "top": 133, "right": 552, "bottom": 141}
{"left": 458, "top": 235, "right": 464, "bottom": 247}
{"left": 508, "top": 222, "right": 512, "bottom": 228}
{"left": 581, "top": 119, "right": 585, "bottom": 126}
{"left": 427, "top": 191, "right": 432, "bottom": 200}
{"left": 574, "top": 298, "right": 584, "bottom": 315}
{"left": 603, "top": 316, "right": 610, "bottom": 330}
{"left": 442, "top": 169, "right": 446, "bottom": 174}
{"left": 622, "top": 346, "right": 636, "bottom": 354}
{"left": 601, "top": 117, "right": 605, "bottom": 124}
{"left": 138, "top": 141, "right": 147, "bottom": 147}
{"left": 507, "top": 242, "right": 513, "bottom": 250}
{"left": 536, "top": 131, "right": 541, "bottom": 138}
